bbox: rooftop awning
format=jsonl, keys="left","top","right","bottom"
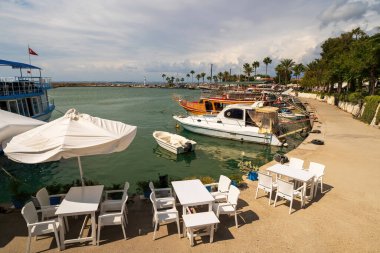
{"left": 0, "top": 59, "right": 41, "bottom": 70}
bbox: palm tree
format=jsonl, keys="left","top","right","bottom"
{"left": 280, "top": 58, "right": 295, "bottom": 84}
{"left": 207, "top": 76, "right": 211, "bottom": 82}
{"left": 190, "top": 70, "right": 195, "bottom": 83}
{"left": 200, "top": 72, "right": 206, "bottom": 83}
{"left": 162, "top": 74, "right": 166, "bottom": 83}
{"left": 213, "top": 75, "right": 218, "bottom": 83}
{"left": 217, "top": 72, "right": 224, "bottom": 82}
{"left": 263, "top": 57, "right": 272, "bottom": 75}
{"left": 186, "top": 73, "right": 190, "bottom": 82}
{"left": 293, "top": 63, "right": 305, "bottom": 86}
{"left": 180, "top": 77, "right": 185, "bottom": 83}
{"left": 223, "top": 71, "right": 230, "bottom": 82}
{"left": 195, "top": 74, "right": 201, "bottom": 85}
{"left": 252, "top": 61, "right": 260, "bottom": 78}
{"left": 243, "top": 63, "right": 252, "bottom": 81}
{"left": 275, "top": 64, "right": 286, "bottom": 84}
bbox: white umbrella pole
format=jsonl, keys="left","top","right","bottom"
{"left": 77, "top": 156, "right": 85, "bottom": 186}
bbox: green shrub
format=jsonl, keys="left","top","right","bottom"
{"left": 360, "top": 96, "right": 380, "bottom": 124}
{"left": 347, "top": 92, "right": 363, "bottom": 104}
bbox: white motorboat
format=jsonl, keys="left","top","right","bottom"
{"left": 173, "top": 104, "right": 286, "bottom": 147}
{"left": 153, "top": 131, "right": 197, "bottom": 154}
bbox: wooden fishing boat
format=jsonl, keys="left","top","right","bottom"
{"left": 174, "top": 94, "right": 268, "bottom": 115}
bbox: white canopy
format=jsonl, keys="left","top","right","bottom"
{"left": 3, "top": 109, "right": 137, "bottom": 185}
{"left": 0, "top": 109, "right": 45, "bottom": 145}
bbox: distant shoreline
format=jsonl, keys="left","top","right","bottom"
{"left": 52, "top": 82, "right": 163, "bottom": 88}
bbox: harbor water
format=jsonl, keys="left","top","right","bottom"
{"left": 0, "top": 87, "right": 305, "bottom": 202}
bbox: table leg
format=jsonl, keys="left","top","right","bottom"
{"left": 309, "top": 177, "right": 315, "bottom": 200}
{"left": 210, "top": 224, "right": 214, "bottom": 243}
{"left": 183, "top": 205, "right": 186, "bottom": 215}
{"left": 208, "top": 203, "right": 212, "bottom": 212}
{"left": 91, "top": 212, "right": 96, "bottom": 245}
{"left": 302, "top": 182, "right": 307, "bottom": 208}
{"left": 190, "top": 228, "right": 194, "bottom": 246}
{"left": 58, "top": 215, "right": 65, "bottom": 250}
{"left": 183, "top": 221, "right": 186, "bottom": 238}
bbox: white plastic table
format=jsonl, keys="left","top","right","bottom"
{"left": 55, "top": 185, "right": 104, "bottom": 250}
{"left": 172, "top": 179, "right": 215, "bottom": 215}
{"left": 182, "top": 211, "right": 220, "bottom": 246}
{"left": 266, "top": 164, "right": 315, "bottom": 206}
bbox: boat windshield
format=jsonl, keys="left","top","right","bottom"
{"left": 247, "top": 109, "right": 279, "bottom": 132}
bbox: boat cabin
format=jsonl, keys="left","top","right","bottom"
{"left": 219, "top": 104, "right": 280, "bottom": 134}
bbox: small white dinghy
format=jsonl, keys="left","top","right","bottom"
{"left": 153, "top": 131, "right": 196, "bottom": 154}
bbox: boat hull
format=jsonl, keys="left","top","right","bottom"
{"left": 173, "top": 116, "right": 283, "bottom": 146}
{"left": 153, "top": 131, "right": 196, "bottom": 154}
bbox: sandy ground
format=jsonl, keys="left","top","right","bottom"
{"left": 1, "top": 98, "right": 380, "bottom": 253}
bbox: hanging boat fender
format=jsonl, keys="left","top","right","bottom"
{"left": 183, "top": 142, "right": 193, "bottom": 152}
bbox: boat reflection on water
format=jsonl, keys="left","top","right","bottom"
{"left": 152, "top": 146, "right": 197, "bottom": 164}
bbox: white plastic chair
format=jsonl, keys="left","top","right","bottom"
{"left": 21, "top": 201, "right": 61, "bottom": 253}
{"left": 97, "top": 197, "right": 128, "bottom": 245}
{"left": 36, "top": 187, "right": 65, "bottom": 220}
{"left": 273, "top": 179, "right": 304, "bottom": 214}
{"left": 36, "top": 187, "right": 68, "bottom": 230}
{"left": 150, "top": 192, "right": 180, "bottom": 240}
{"left": 288, "top": 157, "right": 304, "bottom": 170}
{"left": 212, "top": 185, "right": 240, "bottom": 229}
{"left": 308, "top": 162, "right": 325, "bottom": 197}
{"left": 255, "top": 172, "right": 277, "bottom": 205}
{"left": 101, "top": 182, "right": 129, "bottom": 214}
{"left": 205, "top": 175, "right": 231, "bottom": 202}
{"left": 149, "top": 181, "right": 175, "bottom": 210}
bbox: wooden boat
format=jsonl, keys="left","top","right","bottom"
{"left": 153, "top": 131, "right": 197, "bottom": 154}
{"left": 174, "top": 93, "right": 269, "bottom": 115}
{"left": 173, "top": 104, "right": 287, "bottom": 146}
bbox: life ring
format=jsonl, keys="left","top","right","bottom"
{"left": 311, "top": 139, "right": 324, "bottom": 145}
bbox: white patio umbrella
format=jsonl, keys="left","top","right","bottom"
{"left": 0, "top": 109, "right": 45, "bottom": 145}
{"left": 3, "top": 108, "right": 137, "bottom": 186}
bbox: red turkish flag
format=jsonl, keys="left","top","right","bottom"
{"left": 28, "top": 47, "right": 38, "bottom": 56}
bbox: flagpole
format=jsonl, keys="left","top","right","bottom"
{"left": 28, "top": 44, "right": 32, "bottom": 78}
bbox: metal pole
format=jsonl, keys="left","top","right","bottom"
{"left": 77, "top": 156, "right": 85, "bottom": 186}
{"left": 210, "top": 64, "right": 213, "bottom": 83}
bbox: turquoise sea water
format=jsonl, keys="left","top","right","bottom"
{"left": 0, "top": 87, "right": 304, "bottom": 202}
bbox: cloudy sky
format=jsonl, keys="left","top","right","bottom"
{"left": 0, "top": 0, "right": 379, "bottom": 82}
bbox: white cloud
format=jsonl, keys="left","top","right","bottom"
{"left": 0, "top": 0, "right": 379, "bottom": 81}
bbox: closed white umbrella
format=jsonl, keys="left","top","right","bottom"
{"left": 3, "top": 108, "right": 137, "bottom": 186}
{"left": 0, "top": 109, "right": 45, "bottom": 145}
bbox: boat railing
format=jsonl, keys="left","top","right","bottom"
{"left": 0, "top": 77, "right": 52, "bottom": 97}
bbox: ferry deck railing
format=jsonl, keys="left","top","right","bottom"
{"left": 0, "top": 76, "right": 52, "bottom": 98}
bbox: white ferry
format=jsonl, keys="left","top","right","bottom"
{"left": 0, "top": 59, "right": 55, "bottom": 121}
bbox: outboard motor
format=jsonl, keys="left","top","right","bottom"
{"left": 183, "top": 142, "right": 192, "bottom": 152}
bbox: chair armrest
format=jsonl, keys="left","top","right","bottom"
{"left": 295, "top": 185, "right": 305, "bottom": 191}
{"left": 99, "top": 212, "right": 122, "bottom": 219}
{"left": 28, "top": 219, "right": 57, "bottom": 227}
{"left": 105, "top": 190, "right": 124, "bottom": 194}
{"left": 154, "top": 188, "right": 172, "bottom": 193}
{"left": 49, "top": 194, "right": 66, "bottom": 198}
{"left": 157, "top": 210, "right": 178, "bottom": 215}
{"left": 204, "top": 183, "right": 218, "bottom": 187}
{"left": 40, "top": 205, "right": 59, "bottom": 210}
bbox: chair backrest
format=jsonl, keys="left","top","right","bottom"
{"left": 21, "top": 201, "right": 38, "bottom": 225}
{"left": 122, "top": 182, "right": 130, "bottom": 201}
{"left": 289, "top": 158, "right": 304, "bottom": 170}
{"left": 258, "top": 172, "right": 273, "bottom": 188}
{"left": 227, "top": 185, "right": 240, "bottom": 208}
{"left": 149, "top": 181, "right": 155, "bottom": 192}
{"left": 149, "top": 192, "right": 157, "bottom": 213}
{"left": 308, "top": 162, "right": 325, "bottom": 177}
{"left": 218, "top": 175, "right": 231, "bottom": 193}
{"left": 277, "top": 179, "right": 294, "bottom": 198}
{"left": 121, "top": 196, "right": 128, "bottom": 215}
{"left": 36, "top": 187, "right": 50, "bottom": 207}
